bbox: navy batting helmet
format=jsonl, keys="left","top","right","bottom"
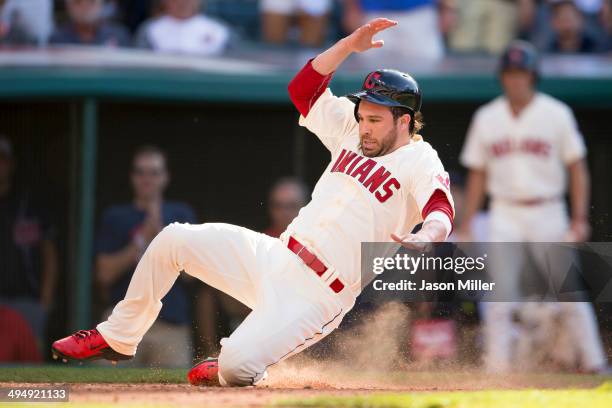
{"left": 499, "top": 40, "right": 539, "bottom": 76}
{"left": 346, "top": 69, "right": 422, "bottom": 122}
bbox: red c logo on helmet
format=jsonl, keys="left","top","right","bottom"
{"left": 364, "top": 72, "right": 381, "bottom": 89}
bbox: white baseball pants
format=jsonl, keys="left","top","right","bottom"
{"left": 97, "top": 223, "right": 355, "bottom": 386}
{"left": 481, "top": 200, "right": 607, "bottom": 373}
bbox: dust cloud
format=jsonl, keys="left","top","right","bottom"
{"left": 266, "top": 302, "right": 412, "bottom": 389}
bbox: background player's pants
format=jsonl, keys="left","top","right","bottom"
{"left": 481, "top": 200, "right": 606, "bottom": 373}
{"left": 97, "top": 223, "right": 355, "bottom": 386}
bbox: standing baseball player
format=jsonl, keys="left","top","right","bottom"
{"left": 52, "top": 18, "right": 454, "bottom": 386}
{"left": 457, "top": 40, "right": 608, "bottom": 374}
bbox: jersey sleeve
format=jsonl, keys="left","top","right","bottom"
{"left": 411, "top": 148, "right": 455, "bottom": 223}
{"left": 298, "top": 89, "right": 358, "bottom": 155}
{"left": 559, "top": 106, "right": 587, "bottom": 164}
{"left": 460, "top": 110, "right": 487, "bottom": 170}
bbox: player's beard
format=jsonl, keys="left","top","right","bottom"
{"left": 360, "top": 127, "right": 399, "bottom": 158}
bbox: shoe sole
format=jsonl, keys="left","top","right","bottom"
{"left": 51, "top": 346, "right": 133, "bottom": 364}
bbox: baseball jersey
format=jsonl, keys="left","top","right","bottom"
{"left": 460, "top": 93, "right": 586, "bottom": 201}
{"left": 281, "top": 88, "right": 454, "bottom": 290}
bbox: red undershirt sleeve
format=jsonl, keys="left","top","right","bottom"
{"left": 288, "top": 59, "right": 334, "bottom": 117}
{"left": 421, "top": 189, "right": 454, "bottom": 233}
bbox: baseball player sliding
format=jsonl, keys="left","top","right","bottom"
{"left": 458, "top": 41, "right": 608, "bottom": 374}
{"left": 52, "top": 18, "right": 454, "bottom": 386}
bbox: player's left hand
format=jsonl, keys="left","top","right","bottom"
{"left": 391, "top": 233, "right": 432, "bottom": 252}
{"left": 565, "top": 218, "right": 591, "bottom": 242}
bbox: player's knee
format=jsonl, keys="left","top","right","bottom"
{"left": 156, "top": 222, "right": 188, "bottom": 244}
{"left": 218, "top": 345, "right": 262, "bottom": 387}
{"left": 146, "top": 223, "right": 190, "bottom": 257}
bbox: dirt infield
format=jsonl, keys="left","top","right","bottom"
{"left": 2, "top": 366, "right": 608, "bottom": 407}
{"left": 2, "top": 383, "right": 380, "bottom": 407}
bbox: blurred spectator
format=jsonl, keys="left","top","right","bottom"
{"left": 0, "top": 136, "right": 58, "bottom": 346}
{"left": 449, "top": 0, "right": 536, "bottom": 54}
{"left": 0, "top": 306, "right": 43, "bottom": 362}
{"left": 50, "top": 0, "right": 130, "bottom": 47}
{"left": 342, "top": 0, "right": 447, "bottom": 59}
{"left": 0, "top": 0, "right": 53, "bottom": 46}
{"left": 602, "top": 0, "right": 612, "bottom": 49}
{"left": 575, "top": 0, "right": 606, "bottom": 29}
{"left": 95, "top": 145, "right": 196, "bottom": 367}
{"left": 0, "top": 306, "right": 44, "bottom": 362}
{"left": 113, "top": 0, "right": 158, "bottom": 34}
{"left": 545, "top": 0, "right": 602, "bottom": 53}
{"left": 263, "top": 177, "right": 309, "bottom": 238}
{"left": 576, "top": 0, "right": 605, "bottom": 13}
{"left": 260, "top": 0, "right": 331, "bottom": 47}
{"left": 135, "top": 0, "right": 230, "bottom": 56}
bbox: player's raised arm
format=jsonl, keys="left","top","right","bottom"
{"left": 288, "top": 18, "right": 397, "bottom": 118}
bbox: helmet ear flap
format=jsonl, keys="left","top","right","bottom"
{"left": 353, "top": 100, "right": 360, "bottom": 123}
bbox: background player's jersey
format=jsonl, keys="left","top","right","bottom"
{"left": 281, "top": 89, "right": 453, "bottom": 293}
{"left": 460, "top": 93, "right": 586, "bottom": 201}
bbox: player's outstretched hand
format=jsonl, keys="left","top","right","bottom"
{"left": 345, "top": 18, "right": 397, "bottom": 53}
{"left": 391, "top": 233, "right": 432, "bottom": 252}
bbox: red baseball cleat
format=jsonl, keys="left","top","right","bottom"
{"left": 188, "top": 357, "right": 220, "bottom": 386}
{"left": 51, "top": 329, "right": 132, "bottom": 364}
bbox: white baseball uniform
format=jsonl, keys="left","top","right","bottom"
{"left": 460, "top": 92, "right": 606, "bottom": 372}
{"left": 260, "top": 0, "right": 332, "bottom": 16}
{"left": 96, "top": 83, "right": 453, "bottom": 386}
{"left": 141, "top": 15, "right": 229, "bottom": 56}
